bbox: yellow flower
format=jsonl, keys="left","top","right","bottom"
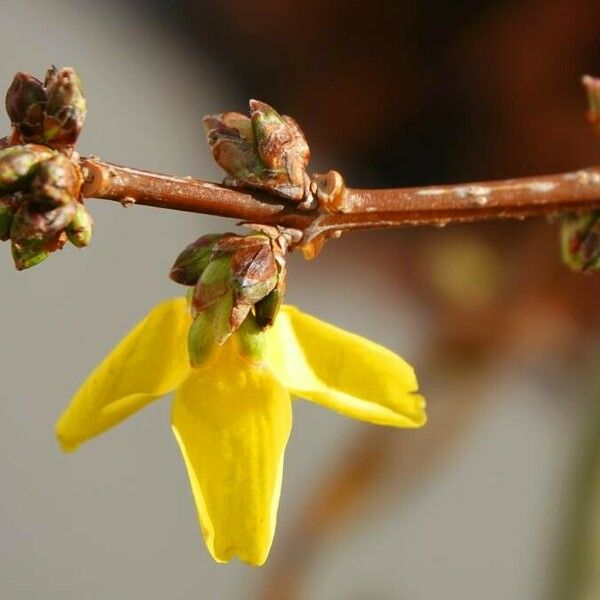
{"left": 56, "top": 298, "right": 426, "bottom": 566}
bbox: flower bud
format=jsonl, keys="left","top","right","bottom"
{"left": 31, "top": 154, "right": 82, "bottom": 207}
{"left": 169, "top": 233, "right": 223, "bottom": 285}
{"left": 560, "top": 212, "right": 600, "bottom": 272}
{"left": 230, "top": 240, "right": 277, "bottom": 304}
{"left": 203, "top": 100, "right": 312, "bottom": 204}
{"left": 5, "top": 72, "right": 46, "bottom": 140}
{"left": 43, "top": 67, "right": 86, "bottom": 148}
{"left": 0, "top": 144, "right": 54, "bottom": 192}
{"left": 250, "top": 99, "right": 310, "bottom": 201}
{"left": 0, "top": 198, "right": 15, "bottom": 241}
{"left": 66, "top": 202, "right": 93, "bottom": 247}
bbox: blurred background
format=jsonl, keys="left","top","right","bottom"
{"left": 1, "top": 1, "right": 600, "bottom": 598}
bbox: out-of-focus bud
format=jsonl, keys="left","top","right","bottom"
{"left": 204, "top": 100, "right": 312, "bottom": 205}
{"left": 169, "top": 233, "right": 223, "bottom": 285}
{"left": 560, "top": 212, "right": 600, "bottom": 272}
{"left": 66, "top": 202, "right": 93, "bottom": 247}
{"left": 250, "top": 99, "right": 310, "bottom": 202}
{"left": 0, "top": 198, "right": 15, "bottom": 241}
{"left": 191, "top": 255, "right": 232, "bottom": 316}
{"left": 0, "top": 144, "right": 54, "bottom": 192}
{"left": 11, "top": 239, "right": 49, "bottom": 270}
{"left": 31, "top": 154, "right": 82, "bottom": 206}
{"left": 582, "top": 75, "right": 600, "bottom": 133}
{"left": 43, "top": 67, "right": 86, "bottom": 148}
{"left": 5, "top": 72, "right": 46, "bottom": 140}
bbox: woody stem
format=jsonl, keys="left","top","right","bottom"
{"left": 81, "top": 157, "right": 600, "bottom": 239}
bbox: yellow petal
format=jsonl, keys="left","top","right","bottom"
{"left": 171, "top": 342, "right": 291, "bottom": 566}
{"left": 267, "top": 306, "right": 426, "bottom": 428}
{"left": 56, "top": 298, "right": 192, "bottom": 452}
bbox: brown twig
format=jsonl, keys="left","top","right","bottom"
{"left": 82, "top": 157, "right": 600, "bottom": 244}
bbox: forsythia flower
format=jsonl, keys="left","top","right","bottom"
{"left": 56, "top": 298, "right": 426, "bottom": 566}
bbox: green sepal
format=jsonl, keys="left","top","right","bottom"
{"left": 236, "top": 312, "right": 267, "bottom": 364}
{"left": 187, "top": 310, "right": 217, "bottom": 368}
{"left": 191, "top": 254, "right": 232, "bottom": 315}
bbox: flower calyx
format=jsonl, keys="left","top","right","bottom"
{"left": 203, "top": 100, "right": 348, "bottom": 214}
{"left": 170, "top": 230, "right": 288, "bottom": 367}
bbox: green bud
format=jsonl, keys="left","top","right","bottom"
{"left": 31, "top": 154, "right": 81, "bottom": 207}
{"left": 254, "top": 286, "right": 283, "bottom": 329}
{"left": 5, "top": 72, "right": 46, "bottom": 140}
{"left": 11, "top": 239, "right": 49, "bottom": 270}
{"left": 169, "top": 233, "right": 223, "bottom": 285}
{"left": 212, "top": 291, "right": 235, "bottom": 344}
{"left": 560, "top": 212, "right": 600, "bottom": 272}
{"left": 187, "top": 310, "right": 217, "bottom": 367}
{"left": 237, "top": 312, "right": 267, "bottom": 364}
{"left": 66, "top": 202, "right": 93, "bottom": 247}
{"left": 43, "top": 67, "right": 86, "bottom": 147}
{"left": 0, "top": 144, "right": 54, "bottom": 192}
{"left": 191, "top": 255, "right": 232, "bottom": 316}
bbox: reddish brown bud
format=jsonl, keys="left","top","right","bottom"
{"left": 31, "top": 154, "right": 82, "bottom": 207}
{"left": 5, "top": 72, "right": 46, "bottom": 141}
{"left": 43, "top": 67, "right": 87, "bottom": 149}
{"left": 230, "top": 240, "right": 278, "bottom": 304}
{"left": 204, "top": 100, "right": 313, "bottom": 206}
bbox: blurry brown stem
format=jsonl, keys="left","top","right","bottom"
{"left": 81, "top": 157, "right": 600, "bottom": 240}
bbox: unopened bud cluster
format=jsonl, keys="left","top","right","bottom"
{"left": 560, "top": 211, "right": 600, "bottom": 272}
{"left": 0, "top": 145, "right": 92, "bottom": 269}
{"left": 0, "top": 67, "right": 92, "bottom": 270}
{"left": 203, "top": 100, "right": 315, "bottom": 208}
{"left": 170, "top": 231, "right": 287, "bottom": 366}
{"left": 6, "top": 67, "right": 86, "bottom": 153}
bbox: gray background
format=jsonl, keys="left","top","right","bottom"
{"left": 0, "top": 1, "right": 588, "bottom": 598}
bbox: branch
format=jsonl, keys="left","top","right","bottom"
{"left": 82, "top": 157, "right": 600, "bottom": 241}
